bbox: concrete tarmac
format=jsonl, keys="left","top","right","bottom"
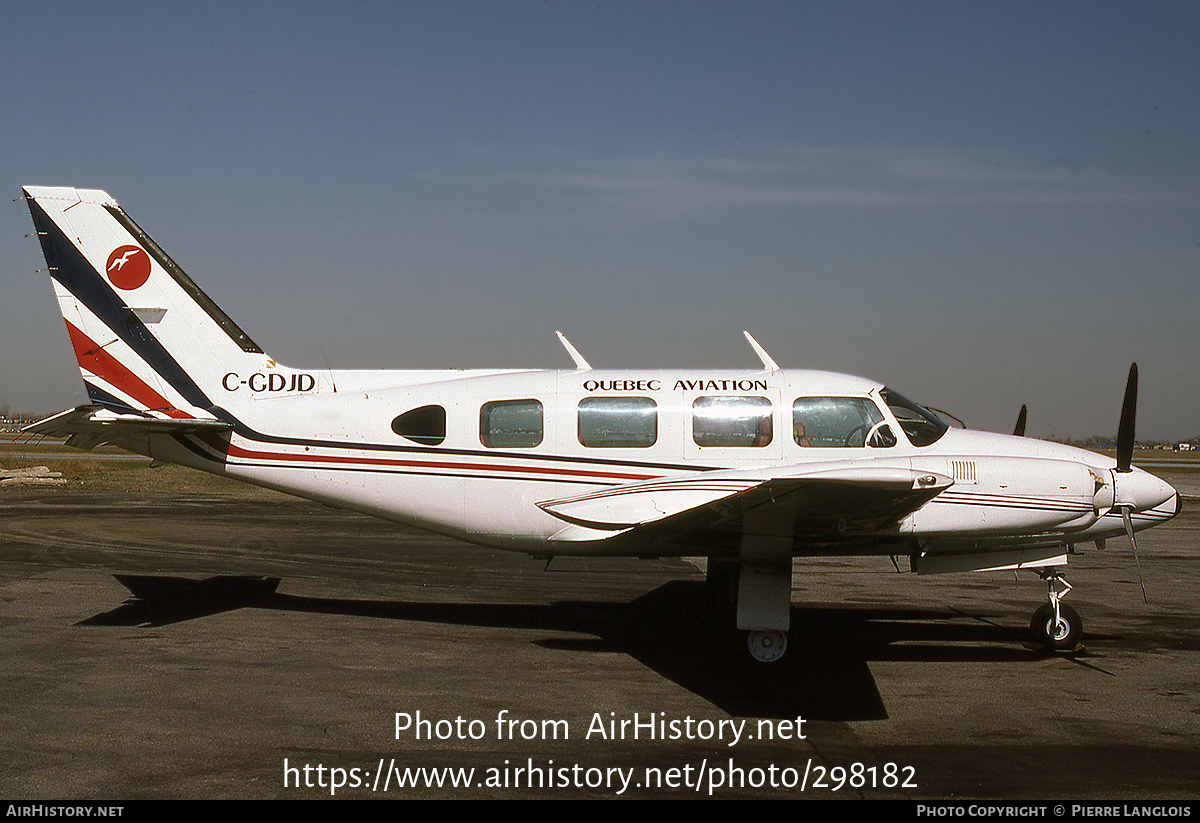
{"left": 1, "top": 479, "right": 1197, "bottom": 799}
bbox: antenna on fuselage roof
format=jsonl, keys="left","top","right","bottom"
{"left": 743, "top": 331, "right": 781, "bottom": 372}
{"left": 319, "top": 344, "right": 338, "bottom": 393}
{"left": 555, "top": 331, "right": 592, "bottom": 371}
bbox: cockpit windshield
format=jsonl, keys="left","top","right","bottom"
{"left": 880, "top": 388, "right": 949, "bottom": 447}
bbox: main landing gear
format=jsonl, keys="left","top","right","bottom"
{"left": 1030, "top": 569, "right": 1083, "bottom": 651}
{"left": 706, "top": 559, "right": 792, "bottom": 663}
{"left": 746, "top": 630, "right": 788, "bottom": 662}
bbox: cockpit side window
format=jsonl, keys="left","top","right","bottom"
{"left": 880, "top": 389, "right": 948, "bottom": 447}
{"left": 792, "top": 397, "right": 894, "bottom": 448}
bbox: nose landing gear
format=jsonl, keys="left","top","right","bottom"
{"left": 1031, "top": 569, "right": 1083, "bottom": 651}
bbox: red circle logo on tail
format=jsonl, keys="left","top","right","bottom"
{"left": 105, "top": 245, "right": 151, "bottom": 290}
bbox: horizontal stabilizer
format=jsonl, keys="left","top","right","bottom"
{"left": 24, "top": 405, "right": 231, "bottom": 450}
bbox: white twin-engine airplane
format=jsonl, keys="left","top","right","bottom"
{"left": 22, "top": 186, "right": 1179, "bottom": 662}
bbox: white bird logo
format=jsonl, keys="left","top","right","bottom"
{"left": 107, "top": 249, "right": 141, "bottom": 271}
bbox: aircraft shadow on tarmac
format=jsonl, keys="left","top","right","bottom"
{"left": 80, "top": 574, "right": 1064, "bottom": 721}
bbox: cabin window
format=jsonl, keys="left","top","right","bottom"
{"left": 480, "top": 399, "right": 543, "bottom": 448}
{"left": 692, "top": 396, "right": 773, "bottom": 447}
{"left": 391, "top": 404, "right": 446, "bottom": 446}
{"left": 578, "top": 397, "right": 657, "bottom": 448}
{"left": 791, "top": 397, "right": 894, "bottom": 448}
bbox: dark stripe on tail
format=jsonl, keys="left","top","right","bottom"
{"left": 104, "top": 205, "right": 262, "bottom": 354}
{"left": 84, "top": 382, "right": 142, "bottom": 414}
{"left": 26, "top": 196, "right": 216, "bottom": 413}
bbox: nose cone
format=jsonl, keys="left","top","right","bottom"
{"left": 1115, "top": 467, "right": 1179, "bottom": 519}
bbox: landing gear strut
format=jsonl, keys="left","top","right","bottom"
{"left": 1030, "top": 569, "right": 1083, "bottom": 651}
{"left": 706, "top": 562, "right": 793, "bottom": 663}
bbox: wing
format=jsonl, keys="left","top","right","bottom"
{"left": 538, "top": 463, "right": 952, "bottom": 547}
{"left": 24, "top": 405, "right": 231, "bottom": 451}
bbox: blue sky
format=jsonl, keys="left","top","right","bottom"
{"left": 3, "top": 1, "right": 1198, "bottom": 439}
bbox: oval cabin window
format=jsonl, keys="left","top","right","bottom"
{"left": 391, "top": 405, "right": 447, "bottom": 446}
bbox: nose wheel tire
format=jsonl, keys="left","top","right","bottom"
{"left": 746, "top": 630, "right": 788, "bottom": 662}
{"left": 1031, "top": 603, "right": 1082, "bottom": 651}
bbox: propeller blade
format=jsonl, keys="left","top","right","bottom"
{"left": 1013, "top": 405, "right": 1027, "bottom": 437}
{"left": 1113, "top": 364, "right": 1154, "bottom": 603}
{"left": 1120, "top": 507, "right": 1149, "bottom": 604}
{"left": 1116, "top": 363, "right": 1138, "bottom": 472}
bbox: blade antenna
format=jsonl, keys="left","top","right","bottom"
{"left": 555, "top": 331, "right": 592, "bottom": 371}
{"left": 743, "top": 331, "right": 780, "bottom": 372}
{"left": 320, "top": 344, "right": 338, "bottom": 393}
{"left": 1013, "top": 405, "right": 1027, "bottom": 437}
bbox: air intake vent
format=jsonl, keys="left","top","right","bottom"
{"left": 950, "top": 460, "right": 977, "bottom": 484}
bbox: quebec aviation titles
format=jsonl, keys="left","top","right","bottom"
{"left": 582, "top": 378, "right": 770, "bottom": 393}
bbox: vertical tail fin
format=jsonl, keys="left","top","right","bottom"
{"left": 24, "top": 186, "right": 272, "bottom": 419}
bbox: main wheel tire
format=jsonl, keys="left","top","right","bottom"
{"left": 1031, "top": 603, "right": 1082, "bottom": 651}
{"left": 746, "top": 630, "right": 788, "bottom": 662}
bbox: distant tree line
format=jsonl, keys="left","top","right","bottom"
{"left": 1052, "top": 435, "right": 1199, "bottom": 450}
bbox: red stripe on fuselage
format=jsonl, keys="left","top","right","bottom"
{"left": 212, "top": 438, "right": 662, "bottom": 483}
